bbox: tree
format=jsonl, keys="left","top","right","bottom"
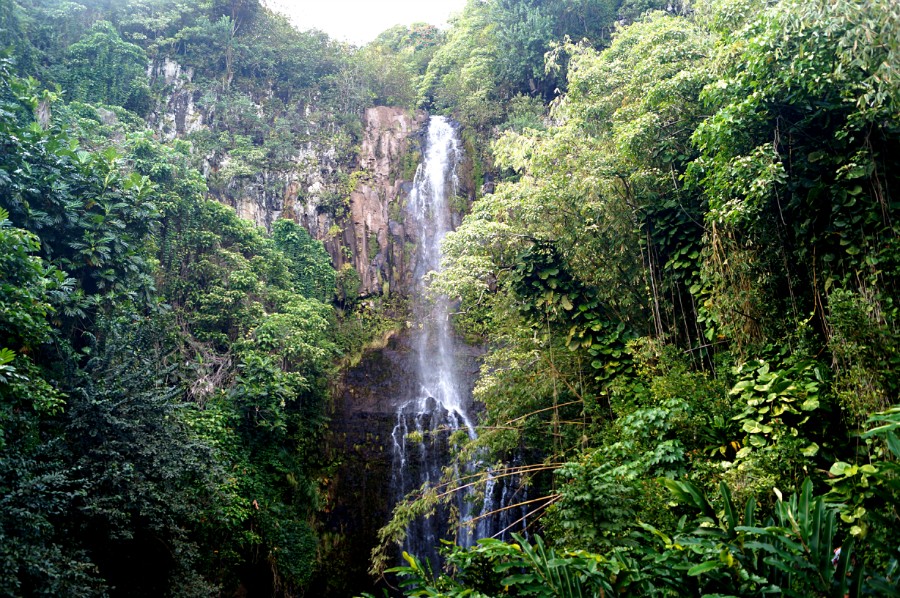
{"left": 61, "top": 20, "right": 151, "bottom": 112}
{"left": 63, "top": 318, "right": 220, "bottom": 597}
{"left": 272, "top": 219, "right": 335, "bottom": 303}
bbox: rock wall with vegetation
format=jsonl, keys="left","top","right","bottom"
{"left": 142, "top": 36, "right": 439, "bottom": 300}
{"left": 330, "top": 106, "right": 426, "bottom": 297}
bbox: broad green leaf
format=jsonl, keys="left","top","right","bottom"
{"left": 800, "top": 443, "right": 819, "bottom": 457}
{"left": 688, "top": 560, "right": 722, "bottom": 576}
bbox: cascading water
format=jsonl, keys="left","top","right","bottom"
{"left": 390, "top": 116, "right": 529, "bottom": 567}
{"left": 390, "top": 115, "right": 472, "bottom": 565}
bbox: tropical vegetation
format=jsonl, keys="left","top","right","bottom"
{"left": 0, "top": 0, "right": 898, "bottom": 596}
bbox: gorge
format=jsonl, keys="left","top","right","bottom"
{"left": 2, "top": 1, "right": 899, "bottom": 596}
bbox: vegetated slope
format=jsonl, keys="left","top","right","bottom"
{"left": 0, "top": 0, "right": 434, "bottom": 594}
{"left": 0, "top": 0, "right": 365, "bottom": 594}
{"left": 0, "top": 59, "right": 345, "bottom": 596}
{"left": 380, "top": 0, "right": 900, "bottom": 595}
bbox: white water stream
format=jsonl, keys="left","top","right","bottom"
{"left": 390, "top": 116, "right": 528, "bottom": 566}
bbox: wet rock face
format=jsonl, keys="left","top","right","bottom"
{"left": 336, "top": 111, "right": 478, "bottom": 298}
{"left": 336, "top": 107, "right": 427, "bottom": 296}
{"left": 148, "top": 63, "right": 430, "bottom": 297}
{"left": 147, "top": 56, "right": 349, "bottom": 238}
{"left": 315, "top": 329, "right": 483, "bottom": 596}
{"left": 314, "top": 332, "right": 412, "bottom": 596}
{"left": 145, "top": 60, "right": 483, "bottom": 302}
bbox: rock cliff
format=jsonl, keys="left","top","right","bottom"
{"left": 146, "top": 66, "right": 481, "bottom": 591}
{"left": 332, "top": 106, "right": 426, "bottom": 296}
{"left": 148, "top": 57, "right": 431, "bottom": 297}
{"left": 147, "top": 58, "right": 203, "bottom": 140}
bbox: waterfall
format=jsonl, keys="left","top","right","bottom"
{"left": 390, "top": 116, "right": 527, "bottom": 567}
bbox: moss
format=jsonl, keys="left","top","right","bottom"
{"left": 400, "top": 143, "right": 422, "bottom": 181}
{"left": 346, "top": 169, "right": 369, "bottom": 193}
{"left": 333, "top": 294, "right": 410, "bottom": 367}
{"left": 336, "top": 263, "right": 362, "bottom": 305}
{"left": 367, "top": 230, "right": 380, "bottom": 262}
{"left": 450, "top": 191, "right": 469, "bottom": 217}
{"left": 389, "top": 196, "right": 405, "bottom": 223}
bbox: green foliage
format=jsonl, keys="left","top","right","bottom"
{"left": 61, "top": 318, "right": 220, "bottom": 596}
{"left": 60, "top": 21, "right": 152, "bottom": 113}
{"left": 420, "top": 0, "right": 663, "bottom": 131}
{"left": 394, "top": 480, "right": 888, "bottom": 597}
{"left": 500, "top": 94, "right": 547, "bottom": 133}
{"left": 0, "top": 50, "right": 341, "bottom": 594}
{"left": 128, "top": 128, "right": 336, "bottom": 593}
{"left": 335, "top": 263, "right": 362, "bottom": 306}
{"left": 333, "top": 296, "right": 407, "bottom": 370}
{"left": 826, "top": 288, "right": 898, "bottom": 424}
{"left": 827, "top": 405, "right": 900, "bottom": 577}
{"left": 272, "top": 218, "right": 336, "bottom": 303}
{"left": 549, "top": 343, "right": 735, "bottom": 549}
{"left": 0, "top": 207, "right": 58, "bottom": 353}
{"left": 0, "top": 439, "right": 107, "bottom": 597}
{"left": 1, "top": 73, "right": 159, "bottom": 333}
{"left": 418, "top": 1, "right": 900, "bottom": 593}
{"left": 371, "top": 23, "right": 444, "bottom": 93}
{"left": 689, "top": 0, "right": 900, "bottom": 348}
{"left": 724, "top": 356, "right": 828, "bottom": 500}
{"left": 418, "top": 0, "right": 501, "bottom": 131}
{"left": 356, "top": 23, "right": 446, "bottom": 109}
{"left": 390, "top": 534, "right": 623, "bottom": 597}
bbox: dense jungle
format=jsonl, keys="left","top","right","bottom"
{"left": 0, "top": 0, "right": 898, "bottom": 596}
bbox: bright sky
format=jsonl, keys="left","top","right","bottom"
{"left": 264, "top": 0, "right": 468, "bottom": 45}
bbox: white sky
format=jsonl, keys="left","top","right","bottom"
{"left": 263, "top": 0, "right": 468, "bottom": 45}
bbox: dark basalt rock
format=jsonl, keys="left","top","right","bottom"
{"left": 313, "top": 329, "right": 482, "bottom": 596}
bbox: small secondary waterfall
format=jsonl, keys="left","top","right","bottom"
{"left": 390, "top": 116, "right": 528, "bottom": 567}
